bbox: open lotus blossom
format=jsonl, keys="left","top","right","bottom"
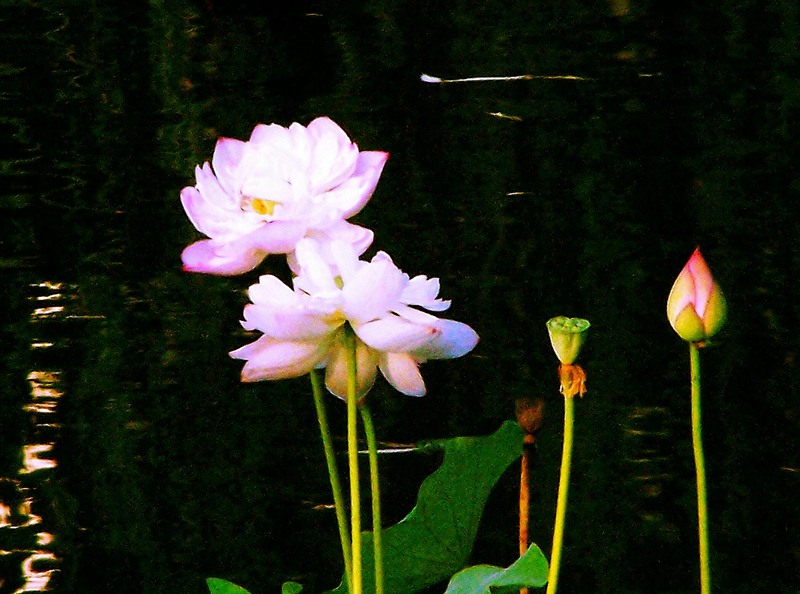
{"left": 667, "top": 248, "right": 727, "bottom": 343}
{"left": 229, "top": 239, "right": 479, "bottom": 398}
{"left": 181, "top": 117, "right": 389, "bottom": 275}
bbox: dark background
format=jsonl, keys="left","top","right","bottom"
{"left": 1, "top": 0, "right": 798, "bottom": 592}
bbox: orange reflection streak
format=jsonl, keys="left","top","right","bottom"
{"left": 27, "top": 371, "right": 61, "bottom": 385}
{"left": 15, "top": 552, "right": 58, "bottom": 593}
{"left": 30, "top": 306, "right": 64, "bottom": 320}
{"left": 23, "top": 402, "right": 58, "bottom": 414}
{"left": 29, "top": 386, "right": 62, "bottom": 400}
{"left": 20, "top": 445, "right": 57, "bottom": 475}
{"left": 29, "top": 282, "right": 64, "bottom": 290}
{"left": 30, "top": 293, "right": 63, "bottom": 302}
{"left": 0, "top": 502, "right": 10, "bottom": 527}
{"left": 16, "top": 498, "right": 42, "bottom": 528}
{"left": 30, "top": 342, "right": 55, "bottom": 350}
{"left": 27, "top": 371, "right": 63, "bottom": 402}
{"left": 0, "top": 504, "right": 43, "bottom": 529}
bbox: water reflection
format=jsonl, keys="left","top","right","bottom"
{"left": 23, "top": 372, "right": 62, "bottom": 417}
{"left": 17, "top": 552, "right": 58, "bottom": 593}
{"left": 18, "top": 447, "right": 56, "bottom": 477}
{"left": 623, "top": 406, "right": 682, "bottom": 543}
{"left": 30, "top": 308, "right": 64, "bottom": 321}
{"left": 0, "top": 281, "right": 72, "bottom": 592}
{"left": 0, "top": 486, "right": 58, "bottom": 593}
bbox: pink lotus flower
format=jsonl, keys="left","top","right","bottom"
{"left": 229, "top": 239, "right": 479, "bottom": 398}
{"left": 181, "top": 117, "right": 389, "bottom": 275}
{"left": 666, "top": 248, "right": 727, "bottom": 343}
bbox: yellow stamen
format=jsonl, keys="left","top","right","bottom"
{"left": 251, "top": 198, "right": 278, "bottom": 216}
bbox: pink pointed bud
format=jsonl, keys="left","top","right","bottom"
{"left": 666, "top": 248, "right": 727, "bottom": 343}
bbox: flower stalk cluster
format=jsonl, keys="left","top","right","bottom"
{"left": 180, "top": 116, "right": 731, "bottom": 594}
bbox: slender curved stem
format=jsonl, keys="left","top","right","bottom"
{"left": 360, "top": 405, "right": 384, "bottom": 594}
{"left": 690, "top": 343, "right": 712, "bottom": 594}
{"left": 546, "top": 396, "right": 575, "bottom": 594}
{"left": 309, "top": 369, "right": 352, "bottom": 592}
{"left": 345, "top": 326, "right": 363, "bottom": 594}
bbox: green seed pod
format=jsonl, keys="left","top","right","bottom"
{"left": 546, "top": 316, "right": 591, "bottom": 365}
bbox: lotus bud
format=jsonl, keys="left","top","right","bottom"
{"left": 546, "top": 316, "right": 591, "bottom": 365}
{"left": 667, "top": 248, "right": 727, "bottom": 344}
{"left": 515, "top": 397, "right": 545, "bottom": 438}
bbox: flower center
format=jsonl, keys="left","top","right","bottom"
{"left": 242, "top": 196, "right": 279, "bottom": 216}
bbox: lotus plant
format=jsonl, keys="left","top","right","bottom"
{"left": 180, "top": 117, "right": 388, "bottom": 275}
{"left": 667, "top": 248, "right": 727, "bottom": 594}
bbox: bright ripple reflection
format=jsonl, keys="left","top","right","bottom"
{"left": 20, "top": 445, "right": 57, "bottom": 475}
{"left": 16, "top": 552, "right": 58, "bottom": 593}
{"left": 0, "top": 280, "right": 71, "bottom": 591}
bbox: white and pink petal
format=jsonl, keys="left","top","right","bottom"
{"left": 410, "top": 319, "right": 479, "bottom": 361}
{"left": 247, "top": 275, "right": 299, "bottom": 307}
{"left": 289, "top": 233, "right": 371, "bottom": 279}
{"left": 194, "top": 163, "right": 239, "bottom": 211}
{"left": 324, "top": 335, "right": 378, "bottom": 399}
{"left": 240, "top": 174, "right": 296, "bottom": 208}
{"left": 342, "top": 258, "right": 407, "bottom": 324}
{"left": 211, "top": 137, "right": 249, "bottom": 197}
{"left": 230, "top": 335, "right": 329, "bottom": 382}
{"left": 307, "top": 119, "right": 360, "bottom": 192}
{"left": 401, "top": 275, "right": 451, "bottom": 311}
{"left": 180, "top": 186, "right": 235, "bottom": 238}
{"left": 241, "top": 303, "right": 338, "bottom": 341}
{"left": 293, "top": 239, "right": 340, "bottom": 293}
{"left": 181, "top": 239, "right": 266, "bottom": 276}
{"left": 378, "top": 352, "right": 426, "bottom": 396}
{"left": 246, "top": 220, "right": 309, "bottom": 254}
{"left": 249, "top": 122, "right": 293, "bottom": 152}
{"left": 355, "top": 316, "right": 439, "bottom": 353}
{"left": 322, "top": 150, "right": 389, "bottom": 218}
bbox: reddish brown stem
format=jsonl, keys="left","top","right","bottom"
{"left": 519, "top": 433, "right": 536, "bottom": 594}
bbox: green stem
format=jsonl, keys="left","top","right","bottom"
{"left": 310, "top": 369, "right": 352, "bottom": 592}
{"left": 345, "top": 326, "right": 363, "bottom": 594}
{"left": 690, "top": 343, "right": 712, "bottom": 594}
{"left": 546, "top": 395, "right": 574, "bottom": 594}
{"left": 360, "top": 405, "right": 384, "bottom": 594}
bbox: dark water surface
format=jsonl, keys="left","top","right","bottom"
{"left": 1, "top": 1, "right": 799, "bottom": 593}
